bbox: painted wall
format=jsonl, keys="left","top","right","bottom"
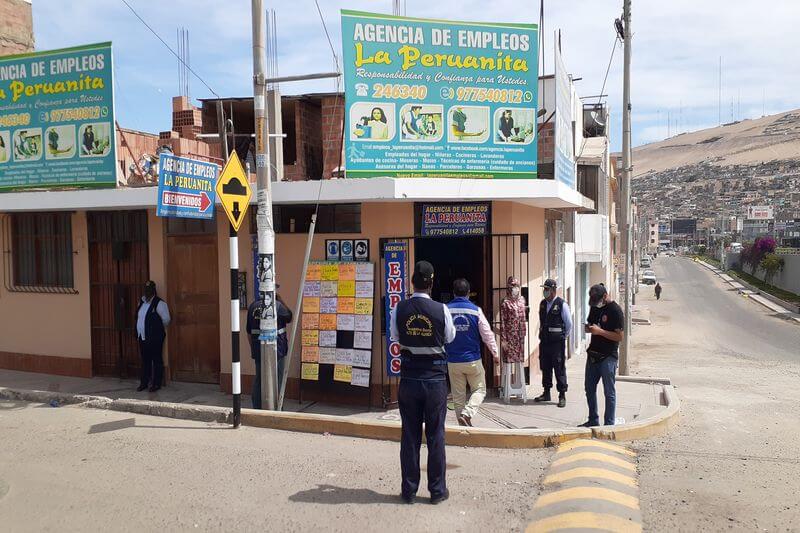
{"left": 0, "top": 211, "right": 91, "bottom": 361}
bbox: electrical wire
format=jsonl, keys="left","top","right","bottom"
{"left": 119, "top": 0, "right": 220, "bottom": 98}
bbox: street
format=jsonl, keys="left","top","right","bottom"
{"left": 2, "top": 256, "right": 798, "bottom": 532}
{"left": 631, "top": 257, "right": 800, "bottom": 531}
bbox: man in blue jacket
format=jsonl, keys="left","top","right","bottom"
{"left": 445, "top": 278, "right": 498, "bottom": 427}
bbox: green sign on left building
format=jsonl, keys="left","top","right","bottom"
{"left": 0, "top": 42, "right": 116, "bottom": 191}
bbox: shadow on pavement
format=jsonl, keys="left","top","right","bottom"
{"left": 289, "top": 484, "right": 401, "bottom": 505}
{"left": 0, "top": 400, "right": 30, "bottom": 411}
{"left": 87, "top": 417, "right": 230, "bottom": 434}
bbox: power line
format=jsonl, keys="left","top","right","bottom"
{"left": 314, "top": 0, "right": 339, "bottom": 71}
{"left": 119, "top": 0, "right": 220, "bottom": 98}
{"left": 597, "top": 34, "right": 620, "bottom": 105}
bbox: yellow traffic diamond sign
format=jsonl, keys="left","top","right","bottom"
{"left": 215, "top": 151, "right": 252, "bottom": 232}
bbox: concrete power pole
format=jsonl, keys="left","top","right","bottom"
{"left": 620, "top": 0, "right": 632, "bottom": 376}
{"left": 252, "top": 0, "right": 279, "bottom": 409}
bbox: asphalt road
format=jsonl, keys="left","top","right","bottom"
{"left": 631, "top": 257, "right": 800, "bottom": 531}
{"left": 0, "top": 400, "right": 551, "bottom": 532}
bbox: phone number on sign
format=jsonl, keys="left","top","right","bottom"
{"left": 372, "top": 83, "right": 428, "bottom": 100}
{"left": 454, "top": 87, "right": 524, "bottom": 103}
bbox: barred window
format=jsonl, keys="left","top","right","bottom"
{"left": 10, "top": 212, "right": 74, "bottom": 289}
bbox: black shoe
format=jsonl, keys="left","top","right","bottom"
{"left": 533, "top": 391, "right": 551, "bottom": 403}
{"left": 577, "top": 420, "right": 597, "bottom": 427}
{"left": 136, "top": 385, "right": 147, "bottom": 392}
{"left": 401, "top": 493, "right": 415, "bottom": 504}
{"left": 557, "top": 394, "right": 566, "bottom": 408}
{"left": 148, "top": 386, "right": 160, "bottom": 393}
{"left": 430, "top": 489, "right": 450, "bottom": 505}
{"left": 459, "top": 414, "right": 473, "bottom": 427}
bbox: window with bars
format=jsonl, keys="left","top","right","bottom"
{"left": 9, "top": 212, "right": 74, "bottom": 290}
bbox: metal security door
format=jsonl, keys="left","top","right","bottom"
{"left": 88, "top": 211, "right": 149, "bottom": 378}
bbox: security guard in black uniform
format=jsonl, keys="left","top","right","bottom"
{"left": 534, "top": 279, "right": 572, "bottom": 407}
{"left": 390, "top": 261, "right": 456, "bottom": 505}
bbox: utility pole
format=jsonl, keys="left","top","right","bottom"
{"left": 252, "top": 0, "right": 278, "bottom": 410}
{"left": 620, "top": 0, "right": 632, "bottom": 376}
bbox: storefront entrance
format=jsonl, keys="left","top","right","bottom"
{"left": 414, "top": 236, "right": 487, "bottom": 307}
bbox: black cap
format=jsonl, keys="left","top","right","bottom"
{"left": 412, "top": 260, "right": 434, "bottom": 289}
{"left": 144, "top": 280, "right": 156, "bottom": 289}
{"left": 589, "top": 283, "right": 607, "bottom": 306}
{"left": 541, "top": 278, "right": 557, "bottom": 289}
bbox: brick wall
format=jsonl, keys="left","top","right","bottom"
{"left": 284, "top": 99, "right": 323, "bottom": 181}
{"left": 0, "top": 0, "right": 33, "bottom": 56}
{"left": 538, "top": 122, "right": 554, "bottom": 162}
{"left": 322, "top": 96, "right": 344, "bottom": 179}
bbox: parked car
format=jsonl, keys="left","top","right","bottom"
{"left": 640, "top": 257, "right": 652, "bottom": 268}
{"left": 642, "top": 270, "right": 657, "bottom": 285}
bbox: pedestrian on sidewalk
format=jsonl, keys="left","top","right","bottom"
{"left": 136, "top": 281, "right": 170, "bottom": 392}
{"left": 534, "top": 279, "right": 572, "bottom": 408}
{"left": 579, "top": 284, "right": 624, "bottom": 427}
{"left": 445, "top": 278, "right": 499, "bottom": 427}
{"left": 390, "top": 261, "right": 456, "bottom": 505}
{"left": 247, "top": 285, "right": 293, "bottom": 410}
{"left": 655, "top": 282, "right": 662, "bottom": 300}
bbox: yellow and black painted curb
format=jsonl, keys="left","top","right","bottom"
{"left": 527, "top": 439, "right": 642, "bottom": 532}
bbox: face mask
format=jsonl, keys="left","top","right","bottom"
{"left": 542, "top": 288, "right": 551, "bottom": 298}
{"left": 592, "top": 300, "right": 605, "bottom": 308}
{"left": 510, "top": 287, "right": 521, "bottom": 298}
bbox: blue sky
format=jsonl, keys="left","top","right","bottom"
{"left": 31, "top": 0, "right": 800, "bottom": 150}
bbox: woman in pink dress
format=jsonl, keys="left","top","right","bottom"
{"left": 500, "top": 276, "right": 527, "bottom": 363}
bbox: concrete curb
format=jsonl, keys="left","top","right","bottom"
{"left": 592, "top": 384, "right": 680, "bottom": 441}
{"left": 1, "top": 381, "right": 680, "bottom": 448}
{"left": 0, "top": 387, "right": 232, "bottom": 424}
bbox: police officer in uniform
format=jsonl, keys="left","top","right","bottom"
{"left": 534, "top": 279, "right": 572, "bottom": 408}
{"left": 390, "top": 261, "right": 456, "bottom": 505}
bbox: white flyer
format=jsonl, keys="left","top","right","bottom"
{"left": 351, "top": 367, "right": 370, "bottom": 387}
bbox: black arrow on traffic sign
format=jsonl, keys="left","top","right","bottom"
{"left": 232, "top": 201, "right": 241, "bottom": 222}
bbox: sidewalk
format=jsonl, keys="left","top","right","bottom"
{"left": 0, "top": 356, "right": 667, "bottom": 430}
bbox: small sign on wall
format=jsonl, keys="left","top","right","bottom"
{"left": 326, "top": 239, "right": 340, "bottom": 261}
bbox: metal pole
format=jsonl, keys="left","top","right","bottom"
{"left": 620, "top": 0, "right": 632, "bottom": 376}
{"left": 252, "top": 0, "right": 278, "bottom": 410}
{"left": 230, "top": 224, "right": 241, "bottom": 427}
{"left": 279, "top": 213, "right": 316, "bottom": 411}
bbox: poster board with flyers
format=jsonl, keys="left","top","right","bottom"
{"left": 300, "top": 261, "right": 375, "bottom": 394}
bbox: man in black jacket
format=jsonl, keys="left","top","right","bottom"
{"left": 135, "top": 281, "right": 171, "bottom": 392}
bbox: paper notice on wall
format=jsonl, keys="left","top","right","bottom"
{"left": 353, "top": 331, "right": 372, "bottom": 350}
{"left": 354, "top": 315, "right": 373, "bottom": 331}
{"left": 301, "top": 363, "right": 319, "bottom": 381}
{"left": 351, "top": 367, "right": 370, "bottom": 387}
{"left": 301, "top": 330, "right": 319, "bottom": 346}
{"left": 320, "top": 281, "right": 338, "bottom": 297}
{"left": 302, "top": 346, "right": 319, "bottom": 362}
{"left": 302, "top": 313, "right": 320, "bottom": 329}
{"left": 355, "top": 262, "right": 374, "bottom": 281}
{"left": 352, "top": 349, "right": 371, "bottom": 368}
{"left": 306, "top": 264, "right": 322, "bottom": 281}
{"left": 319, "top": 347, "right": 336, "bottom": 364}
{"left": 319, "top": 330, "right": 337, "bottom": 348}
{"left": 321, "top": 264, "right": 339, "bottom": 281}
{"left": 333, "top": 364, "right": 353, "bottom": 383}
{"left": 337, "top": 298, "right": 355, "bottom": 314}
{"left": 335, "top": 348, "right": 354, "bottom": 365}
{"left": 355, "top": 281, "right": 374, "bottom": 298}
{"left": 337, "top": 314, "right": 355, "bottom": 331}
{"left": 302, "top": 297, "right": 320, "bottom": 313}
{"left": 320, "top": 297, "right": 338, "bottom": 314}
{"left": 354, "top": 298, "right": 373, "bottom": 315}
{"left": 338, "top": 263, "right": 356, "bottom": 280}
{"left": 303, "top": 281, "right": 321, "bottom": 297}
{"left": 337, "top": 280, "right": 356, "bottom": 297}
{"left": 319, "top": 314, "right": 337, "bottom": 330}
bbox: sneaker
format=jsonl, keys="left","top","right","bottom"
{"left": 136, "top": 385, "right": 147, "bottom": 392}
{"left": 533, "top": 391, "right": 551, "bottom": 403}
{"left": 430, "top": 489, "right": 450, "bottom": 505}
{"left": 557, "top": 394, "right": 566, "bottom": 408}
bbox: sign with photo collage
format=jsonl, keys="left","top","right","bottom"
{"left": 300, "top": 261, "right": 375, "bottom": 388}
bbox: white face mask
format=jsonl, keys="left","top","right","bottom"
{"left": 510, "top": 287, "right": 521, "bottom": 298}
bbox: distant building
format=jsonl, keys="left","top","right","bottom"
{"left": 0, "top": 0, "right": 34, "bottom": 56}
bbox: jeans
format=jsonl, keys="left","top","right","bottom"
{"left": 447, "top": 360, "right": 486, "bottom": 419}
{"left": 398, "top": 378, "right": 448, "bottom": 498}
{"left": 585, "top": 356, "right": 617, "bottom": 425}
{"left": 251, "top": 354, "right": 285, "bottom": 410}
